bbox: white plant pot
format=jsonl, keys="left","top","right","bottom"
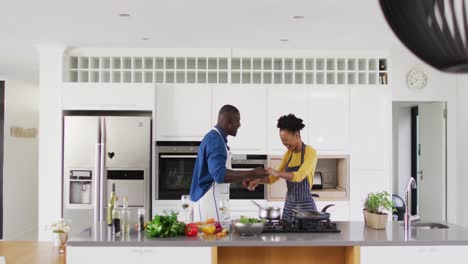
{"left": 364, "top": 210, "right": 388, "bottom": 230}
{"left": 52, "top": 232, "right": 68, "bottom": 247}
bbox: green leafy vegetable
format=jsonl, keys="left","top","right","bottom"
{"left": 239, "top": 216, "right": 264, "bottom": 224}
{"left": 145, "top": 212, "right": 186, "bottom": 238}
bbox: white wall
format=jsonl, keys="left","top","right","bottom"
{"left": 37, "top": 45, "right": 65, "bottom": 240}
{"left": 456, "top": 76, "right": 468, "bottom": 228}
{"left": 392, "top": 104, "right": 412, "bottom": 199}
{"left": 2, "top": 79, "right": 39, "bottom": 240}
{"left": 390, "top": 47, "right": 458, "bottom": 224}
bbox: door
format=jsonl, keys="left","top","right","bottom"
{"left": 105, "top": 116, "right": 151, "bottom": 168}
{"left": 63, "top": 116, "right": 100, "bottom": 234}
{"left": 308, "top": 86, "right": 349, "bottom": 153}
{"left": 105, "top": 116, "right": 151, "bottom": 218}
{"left": 212, "top": 85, "right": 267, "bottom": 154}
{"left": 156, "top": 85, "right": 212, "bottom": 141}
{"left": 418, "top": 102, "right": 446, "bottom": 222}
{"left": 267, "top": 85, "right": 308, "bottom": 155}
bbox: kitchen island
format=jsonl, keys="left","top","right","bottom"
{"left": 67, "top": 221, "right": 468, "bottom": 264}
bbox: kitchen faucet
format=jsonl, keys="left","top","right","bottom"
{"left": 404, "top": 177, "right": 417, "bottom": 240}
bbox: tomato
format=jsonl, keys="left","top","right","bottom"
{"left": 185, "top": 223, "right": 198, "bottom": 237}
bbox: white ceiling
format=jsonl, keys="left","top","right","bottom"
{"left": 0, "top": 0, "right": 401, "bottom": 83}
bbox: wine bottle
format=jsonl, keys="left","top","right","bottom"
{"left": 112, "top": 196, "right": 120, "bottom": 235}
{"left": 121, "top": 196, "right": 130, "bottom": 236}
{"left": 107, "top": 183, "right": 116, "bottom": 225}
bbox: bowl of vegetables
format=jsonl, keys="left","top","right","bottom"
{"left": 232, "top": 216, "right": 265, "bottom": 236}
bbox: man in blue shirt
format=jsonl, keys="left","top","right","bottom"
{"left": 190, "top": 104, "right": 268, "bottom": 222}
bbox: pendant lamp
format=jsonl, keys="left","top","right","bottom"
{"left": 380, "top": 0, "right": 468, "bottom": 73}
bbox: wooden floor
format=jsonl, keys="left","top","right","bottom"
{"left": 0, "top": 241, "right": 65, "bottom": 264}
{"left": 215, "top": 246, "right": 360, "bottom": 264}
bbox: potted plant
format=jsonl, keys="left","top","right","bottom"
{"left": 50, "top": 218, "right": 71, "bottom": 250}
{"left": 363, "top": 191, "right": 394, "bottom": 230}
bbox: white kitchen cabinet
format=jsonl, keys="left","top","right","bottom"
{"left": 212, "top": 85, "right": 267, "bottom": 154}
{"left": 62, "top": 83, "right": 155, "bottom": 111}
{"left": 67, "top": 246, "right": 212, "bottom": 264}
{"left": 349, "top": 169, "right": 389, "bottom": 221}
{"left": 156, "top": 85, "right": 212, "bottom": 141}
{"left": 308, "top": 86, "right": 349, "bottom": 154}
{"left": 361, "top": 246, "right": 468, "bottom": 264}
{"left": 349, "top": 86, "right": 391, "bottom": 170}
{"left": 267, "top": 85, "right": 309, "bottom": 155}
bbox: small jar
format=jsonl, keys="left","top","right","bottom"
{"left": 137, "top": 208, "right": 145, "bottom": 231}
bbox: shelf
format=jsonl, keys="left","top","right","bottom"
{"left": 316, "top": 58, "right": 325, "bottom": 71}
{"left": 66, "top": 55, "right": 389, "bottom": 85}
{"left": 295, "top": 72, "right": 304, "bottom": 84}
{"left": 284, "top": 58, "right": 293, "bottom": 70}
{"left": 144, "top": 57, "right": 153, "bottom": 69}
{"left": 253, "top": 58, "right": 262, "bottom": 70}
{"left": 176, "top": 58, "right": 185, "bottom": 70}
{"left": 187, "top": 57, "right": 196, "bottom": 69}
{"left": 327, "top": 58, "right": 336, "bottom": 71}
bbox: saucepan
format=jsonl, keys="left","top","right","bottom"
{"left": 251, "top": 201, "right": 281, "bottom": 220}
{"left": 291, "top": 204, "right": 335, "bottom": 221}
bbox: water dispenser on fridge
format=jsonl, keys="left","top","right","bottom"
{"left": 67, "top": 170, "right": 92, "bottom": 206}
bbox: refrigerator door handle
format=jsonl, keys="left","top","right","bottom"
{"left": 93, "top": 142, "right": 101, "bottom": 224}
{"left": 99, "top": 116, "right": 106, "bottom": 223}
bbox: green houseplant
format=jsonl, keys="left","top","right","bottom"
{"left": 363, "top": 191, "right": 394, "bottom": 230}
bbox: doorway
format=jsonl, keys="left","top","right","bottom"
{"left": 392, "top": 101, "right": 447, "bottom": 222}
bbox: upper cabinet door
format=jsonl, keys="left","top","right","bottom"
{"left": 212, "top": 85, "right": 267, "bottom": 154}
{"left": 349, "top": 86, "right": 391, "bottom": 170}
{"left": 156, "top": 85, "right": 212, "bottom": 141}
{"left": 308, "top": 86, "right": 349, "bottom": 154}
{"left": 267, "top": 86, "right": 309, "bottom": 155}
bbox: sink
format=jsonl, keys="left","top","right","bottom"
{"left": 410, "top": 222, "right": 449, "bottom": 229}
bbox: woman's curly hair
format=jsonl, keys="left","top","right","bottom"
{"left": 277, "top": 114, "right": 305, "bottom": 132}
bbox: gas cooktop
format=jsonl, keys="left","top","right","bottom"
{"left": 262, "top": 219, "right": 340, "bottom": 233}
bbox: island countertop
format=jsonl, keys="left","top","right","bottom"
{"left": 67, "top": 221, "right": 468, "bottom": 247}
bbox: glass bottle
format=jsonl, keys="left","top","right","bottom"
{"left": 181, "top": 195, "right": 193, "bottom": 223}
{"left": 112, "top": 196, "right": 120, "bottom": 236}
{"left": 107, "top": 183, "right": 116, "bottom": 225}
{"left": 137, "top": 208, "right": 146, "bottom": 231}
{"left": 121, "top": 196, "right": 130, "bottom": 236}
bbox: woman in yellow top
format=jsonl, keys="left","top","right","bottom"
{"left": 246, "top": 114, "right": 318, "bottom": 222}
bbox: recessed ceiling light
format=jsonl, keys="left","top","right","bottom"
{"left": 280, "top": 39, "right": 289, "bottom": 42}
{"left": 142, "top": 37, "right": 150, "bottom": 41}
{"left": 119, "top": 13, "right": 131, "bottom": 17}
{"left": 292, "top": 15, "right": 304, "bottom": 19}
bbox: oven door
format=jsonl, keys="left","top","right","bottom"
{"left": 230, "top": 164, "right": 266, "bottom": 199}
{"left": 158, "top": 153, "right": 197, "bottom": 200}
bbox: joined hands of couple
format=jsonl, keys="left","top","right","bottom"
{"left": 242, "top": 167, "right": 280, "bottom": 191}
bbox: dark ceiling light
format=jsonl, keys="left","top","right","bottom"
{"left": 380, "top": 0, "right": 468, "bottom": 73}
{"left": 119, "top": 13, "right": 131, "bottom": 17}
{"left": 292, "top": 16, "right": 305, "bottom": 19}
{"left": 280, "top": 39, "right": 289, "bottom": 42}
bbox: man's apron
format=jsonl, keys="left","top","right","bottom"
{"left": 195, "top": 127, "right": 232, "bottom": 222}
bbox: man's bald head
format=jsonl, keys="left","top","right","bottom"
{"left": 217, "top": 104, "right": 241, "bottom": 137}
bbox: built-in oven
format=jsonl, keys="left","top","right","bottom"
{"left": 230, "top": 154, "right": 267, "bottom": 199}
{"left": 155, "top": 141, "right": 267, "bottom": 200}
{"left": 156, "top": 142, "right": 199, "bottom": 200}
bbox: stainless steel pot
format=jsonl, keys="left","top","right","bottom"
{"left": 251, "top": 201, "right": 281, "bottom": 220}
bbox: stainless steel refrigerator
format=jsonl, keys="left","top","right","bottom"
{"left": 62, "top": 115, "right": 151, "bottom": 234}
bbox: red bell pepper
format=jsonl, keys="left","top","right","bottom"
{"left": 185, "top": 223, "right": 198, "bottom": 237}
